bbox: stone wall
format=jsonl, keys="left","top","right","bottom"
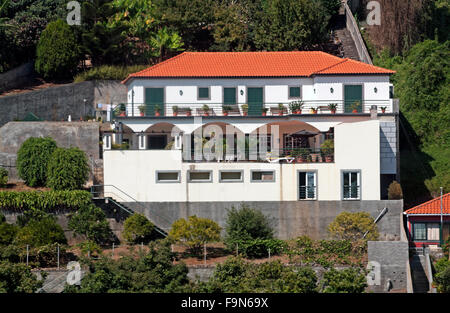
{"left": 380, "top": 120, "right": 398, "bottom": 175}
{"left": 0, "top": 80, "right": 127, "bottom": 127}
{"left": 124, "top": 200, "right": 404, "bottom": 240}
{"left": 0, "top": 62, "right": 35, "bottom": 94}
{"left": 0, "top": 121, "right": 101, "bottom": 181}
{"left": 367, "top": 240, "right": 409, "bottom": 293}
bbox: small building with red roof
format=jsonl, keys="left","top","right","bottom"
{"left": 404, "top": 193, "right": 450, "bottom": 247}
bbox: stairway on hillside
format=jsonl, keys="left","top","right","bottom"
{"left": 410, "top": 254, "right": 430, "bottom": 293}
{"left": 324, "top": 6, "right": 361, "bottom": 61}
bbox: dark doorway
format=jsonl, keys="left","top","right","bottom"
{"left": 148, "top": 135, "right": 167, "bottom": 150}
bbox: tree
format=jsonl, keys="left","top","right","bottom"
{"left": 46, "top": 147, "right": 89, "bottom": 191}
{"left": 80, "top": 0, "right": 128, "bottom": 66}
{"left": 252, "top": 0, "right": 330, "bottom": 51}
{"left": 434, "top": 258, "right": 450, "bottom": 293}
{"left": 64, "top": 239, "right": 190, "bottom": 293}
{"left": 321, "top": 268, "right": 367, "bottom": 293}
{"left": 224, "top": 205, "right": 274, "bottom": 250}
{"left": 148, "top": 27, "right": 184, "bottom": 62}
{"left": 35, "top": 19, "right": 81, "bottom": 80}
{"left": 169, "top": 215, "right": 221, "bottom": 255}
{"left": 327, "top": 212, "right": 379, "bottom": 241}
{"left": 14, "top": 215, "right": 67, "bottom": 247}
{"left": 0, "top": 222, "right": 17, "bottom": 245}
{"left": 68, "top": 205, "right": 113, "bottom": 245}
{"left": 122, "top": 213, "right": 154, "bottom": 244}
{"left": 16, "top": 137, "right": 57, "bottom": 187}
{"left": 0, "top": 261, "right": 43, "bottom": 293}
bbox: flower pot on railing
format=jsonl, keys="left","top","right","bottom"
{"left": 278, "top": 104, "right": 285, "bottom": 116}
{"left": 328, "top": 103, "right": 338, "bottom": 114}
{"left": 241, "top": 104, "right": 248, "bottom": 116}
{"left": 154, "top": 105, "right": 161, "bottom": 117}
{"left": 381, "top": 106, "right": 387, "bottom": 114}
{"left": 138, "top": 105, "right": 145, "bottom": 117}
{"left": 325, "top": 155, "right": 333, "bottom": 163}
{"left": 172, "top": 106, "right": 179, "bottom": 117}
{"left": 186, "top": 109, "right": 192, "bottom": 116}
{"left": 119, "top": 112, "right": 126, "bottom": 117}
{"left": 311, "top": 108, "right": 318, "bottom": 114}
{"left": 202, "top": 104, "right": 210, "bottom": 117}
{"left": 262, "top": 108, "right": 268, "bottom": 116}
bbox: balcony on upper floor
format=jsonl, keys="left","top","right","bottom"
{"left": 109, "top": 99, "right": 396, "bottom": 120}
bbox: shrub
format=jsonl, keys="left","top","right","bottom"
{"left": 434, "top": 258, "right": 450, "bottom": 293}
{"left": 388, "top": 181, "right": 403, "bottom": 199}
{"left": 46, "top": 147, "right": 89, "bottom": 190}
{"left": 321, "top": 268, "right": 367, "bottom": 293}
{"left": 64, "top": 239, "right": 190, "bottom": 293}
{"left": 35, "top": 19, "right": 81, "bottom": 80}
{"left": 235, "top": 238, "right": 287, "bottom": 259}
{"left": 0, "top": 167, "right": 7, "bottom": 187}
{"left": 0, "top": 261, "right": 44, "bottom": 293}
{"left": 0, "top": 223, "right": 18, "bottom": 246}
{"left": 0, "top": 190, "right": 92, "bottom": 212}
{"left": 68, "top": 205, "right": 113, "bottom": 245}
{"left": 328, "top": 212, "right": 379, "bottom": 241}
{"left": 169, "top": 215, "right": 221, "bottom": 255}
{"left": 123, "top": 214, "right": 155, "bottom": 244}
{"left": 14, "top": 216, "right": 67, "bottom": 247}
{"left": 16, "top": 137, "right": 57, "bottom": 187}
{"left": 74, "top": 65, "right": 149, "bottom": 83}
{"left": 224, "top": 205, "right": 274, "bottom": 250}
{"left": 0, "top": 212, "right": 5, "bottom": 223}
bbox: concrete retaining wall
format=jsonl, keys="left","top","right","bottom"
{"left": 0, "top": 62, "right": 35, "bottom": 94}
{"left": 0, "top": 80, "right": 127, "bottom": 127}
{"left": 0, "top": 121, "right": 101, "bottom": 181}
{"left": 124, "top": 200, "right": 403, "bottom": 240}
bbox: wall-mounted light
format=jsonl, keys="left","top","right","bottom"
{"left": 374, "top": 87, "right": 378, "bottom": 93}
{"left": 330, "top": 87, "right": 334, "bottom": 93}
{"left": 179, "top": 90, "right": 183, "bottom": 96}
{"left": 240, "top": 90, "right": 244, "bottom": 96}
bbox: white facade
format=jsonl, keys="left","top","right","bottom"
{"left": 104, "top": 120, "right": 382, "bottom": 202}
{"left": 125, "top": 76, "right": 393, "bottom": 116}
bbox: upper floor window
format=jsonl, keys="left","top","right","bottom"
{"left": 198, "top": 87, "right": 210, "bottom": 100}
{"left": 342, "top": 171, "right": 360, "bottom": 200}
{"left": 289, "top": 86, "right": 301, "bottom": 99}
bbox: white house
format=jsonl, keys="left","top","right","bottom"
{"left": 102, "top": 51, "right": 398, "bottom": 206}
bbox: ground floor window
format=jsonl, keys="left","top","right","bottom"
{"left": 251, "top": 170, "right": 275, "bottom": 182}
{"left": 298, "top": 171, "right": 316, "bottom": 200}
{"left": 413, "top": 222, "right": 440, "bottom": 241}
{"left": 343, "top": 171, "right": 360, "bottom": 200}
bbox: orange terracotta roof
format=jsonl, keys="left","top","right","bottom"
{"left": 122, "top": 51, "right": 395, "bottom": 83}
{"left": 405, "top": 193, "right": 450, "bottom": 215}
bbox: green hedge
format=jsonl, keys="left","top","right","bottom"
{"left": 234, "top": 239, "right": 287, "bottom": 259}
{"left": 0, "top": 190, "right": 92, "bottom": 212}
{"left": 74, "top": 65, "right": 149, "bottom": 83}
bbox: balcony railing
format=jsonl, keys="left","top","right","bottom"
{"left": 182, "top": 148, "right": 334, "bottom": 163}
{"left": 111, "top": 100, "right": 394, "bottom": 118}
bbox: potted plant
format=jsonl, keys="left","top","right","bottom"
{"left": 278, "top": 103, "right": 285, "bottom": 116}
{"left": 262, "top": 107, "right": 269, "bottom": 116}
{"left": 289, "top": 100, "right": 303, "bottom": 114}
{"left": 115, "top": 103, "right": 126, "bottom": 117}
{"left": 202, "top": 104, "right": 210, "bottom": 116}
{"left": 154, "top": 105, "right": 161, "bottom": 117}
{"left": 380, "top": 106, "right": 387, "bottom": 114}
{"left": 321, "top": 139, "right": 334, "bottom": 163}
{"left": 172, "top": 106, "right": 179, "bottom": 116}
{"left": 222, "top": 105, "right": 232, "bottom": 116}
{"left": 311, "top": 107, "right": 319, "bottom": 114}
{"left": 186, "top": 107, "right": 192, "bottom": 116}
{"left": 351, "top": 101, "right": 361, "bottom": 113}
{"left": 293, "top": 148, "right": 310, "bottom": 163}
{"left": 138, "top": 105, "right": 145, "bottom": 117}
{"left": 328, "top": 103, "right": 338, "bottom": 114}
{"left": 241, "top": 104, "right": 248, "bottom": 116}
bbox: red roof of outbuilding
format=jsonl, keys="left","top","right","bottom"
{"left": 404, "top": 193, "right": 450, "bottom": 215}
{"left": 122, "top": 51, "right": 395, "bottom": 83}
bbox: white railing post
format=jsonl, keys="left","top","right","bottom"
{"left": 138, "top": 132, "right": 147, "bottom": 150}
{"left": 103, "top": 134, "right": 112, "bottom": 150}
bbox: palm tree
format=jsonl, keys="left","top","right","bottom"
{"left": 148, "top": 27, "right": 184, "bottom": 62}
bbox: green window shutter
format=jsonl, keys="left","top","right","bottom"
{"left": 289, "top": 87, "right": 301, "bottom": 98}
{"left": 198, "top": 87, "right": 209, "bottom": 99}
{"left": 224, "top": 88, "right": 236, "bottom": 105}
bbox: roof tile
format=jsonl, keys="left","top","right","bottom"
{"left": 123, "top": 51, "right": 395, "bottom": 83}
{"left": 405, "top": 193, "right": 450, "bottom": 215}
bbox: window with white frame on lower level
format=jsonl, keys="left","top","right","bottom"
{"left": 156, "top": 171, "right": 180, "bottom": 183}
{"left": 298, "top": 171, "right": 317, "bottom": 200}
{"left": 188, "top": 170, "right": 212, "bottom": 182}
{"left": 342, "top": 171, "right": 360, "bottom": 200}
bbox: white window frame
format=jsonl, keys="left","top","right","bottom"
{"left": 155, "top": 171, "right": 181, "bottom": 183}
{"left": 250, "top": 170, "right": 276, "bottom": 183}
{"left": 298, "top": 171, "right": 317, "bottom": 200}
{"left": 342, "top": 170, "right": 361, "bottom": 200}
{"left": 188, "top": 170, "right": 213, "bottom": 183}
